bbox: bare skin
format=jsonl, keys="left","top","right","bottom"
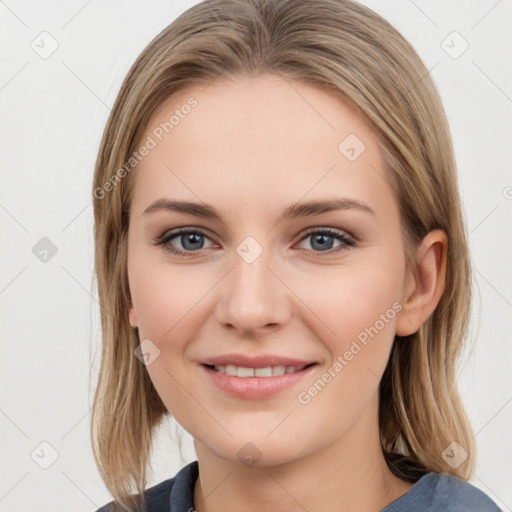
{"left": 127, "top": 73, "right": 447, "bottom": 512}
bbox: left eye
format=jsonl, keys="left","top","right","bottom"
{"left": 157, "top": 228, "right": 215, "bottom": 254}
{"left": 155, "top": 227, "right": 355, "bottom": 256}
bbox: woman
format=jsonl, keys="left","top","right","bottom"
{"left": 91, "top": 0, "right": 502, "bottom": 510}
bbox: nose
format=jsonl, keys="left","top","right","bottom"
{"left": 215, "top": 246, "right": 292, "bottom": 337}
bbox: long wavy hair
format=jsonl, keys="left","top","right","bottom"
{"left": 90, "top": 0, "right": 476, "bottom": 509}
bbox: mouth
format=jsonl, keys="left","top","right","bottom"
{"left": 199, "top": 361, "right": 319, "bottom": 400}
{"left": 203, "top": 362, "right": 316, "bottom": 377}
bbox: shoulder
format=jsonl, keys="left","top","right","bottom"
{"left": 93, "top": 460, "right": 198, "bottom": 512}
{"left": 383, "top": 472, "right": 503, "bottom": 512}
{"left": 429, "top": 473, "right": 502, "bottom": 512}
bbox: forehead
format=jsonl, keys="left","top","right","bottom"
{"left": 129, "top": 74, "right": 395, "bottom": 221}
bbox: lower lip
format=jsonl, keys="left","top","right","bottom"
{"left": 200, "top": 364, "right": 318, "bottom": 400}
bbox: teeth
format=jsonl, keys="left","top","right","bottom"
{"left": 237, "top": 366, "right": 254, "bottom": 377}
{"left": 272, "top": 365, "right": 286, "bottom": 376}
{"left": 226, "top": 364, "right": 237, "bottom": 376}
{"left": 255, "top": 367, "right": 272, "bottom": 377}
{"left": 213, "top": 364, "right": 305, "bottom": 376}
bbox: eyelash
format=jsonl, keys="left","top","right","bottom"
{"left": 154, "top": 227, "right": 356, "bottom": 258}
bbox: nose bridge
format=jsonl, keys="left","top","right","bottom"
{"left": 215, "top": 239, "right": 290, "bottom": 334}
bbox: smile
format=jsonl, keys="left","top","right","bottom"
{"left": 200, "top": 363, "right": 318, "bottom": 400}
{"left": 210, "top": 364, "right": 310, "bottom": 377}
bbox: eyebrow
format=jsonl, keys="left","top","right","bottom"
{"left": 143, "top": 197, "right": 375, "bottom": 220}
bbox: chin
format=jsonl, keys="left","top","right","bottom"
{"left": 195, "top": 432, "right": 311, "bottom": 469}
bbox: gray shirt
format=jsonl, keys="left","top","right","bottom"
{"left": 95, "top": 460, "right": 502, "bottom": 511}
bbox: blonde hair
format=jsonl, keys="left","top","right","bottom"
{"left": 91, "top": 0, "right": 475, "bottom": 509}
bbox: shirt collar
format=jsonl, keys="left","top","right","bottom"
{"left": 169, "top": 460, "right": 199, "bottom": 511}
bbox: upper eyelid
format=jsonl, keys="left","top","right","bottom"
{"left": 159, "top": 227, "right": 217, "bottom": 244}
{"left": 299, "top": 226, "right": 354, "bottom": 239}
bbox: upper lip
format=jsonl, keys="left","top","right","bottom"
{"left": 201, "top": 353, "right": 317, "bottom": 368}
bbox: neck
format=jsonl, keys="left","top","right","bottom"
{"left": 192, "top": 396, "right": 413, "bottom": 512}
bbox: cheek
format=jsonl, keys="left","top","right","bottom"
{"left": 129, "top": 255, "right": 211, "bottom": 340}
{"left": 302, "top": 263, "right": 402, "bottom": 344}
{"left": 291, "top": 263, "right": 403, "bottom": 411}
{"left": 128, "top": 256, "right": 216, "bottom": 418}
{"left": 290, "top": 269, "right": 401, "bottom": 437}
{"left": 128, "top": 261, "right": 209, "bottom": 423}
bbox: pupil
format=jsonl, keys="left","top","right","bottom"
{"left": 312, "top": 234, "right": 333, "bottom": 251}
{"left": 182, "top": 233, "right": 203, "bottom": 250}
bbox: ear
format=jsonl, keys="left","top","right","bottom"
{"left": 396, "top": 229, "right": 448, "bottom": 337}
{"left": 128, "top": 301, "right": 138, "bottom": 328}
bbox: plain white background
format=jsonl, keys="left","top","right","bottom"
{"left": 0, "top": 1, "right": 511, "bottom": 511}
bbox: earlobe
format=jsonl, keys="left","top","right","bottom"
{"left": 395, "top": 229, "right": 448, "bottom": 337}
{"left": 128, "top": 302, "right": 138, "bottom": 328}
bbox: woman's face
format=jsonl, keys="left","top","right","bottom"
{"left": 127, "top": 74, "right": 412, "bottom": 466}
